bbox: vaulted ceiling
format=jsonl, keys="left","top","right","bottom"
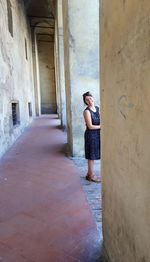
{"left": 23, "top": 0, "right": 56, "bottom": 18}
{"left": 23, "top": 0, "right": 56, "bottom": 42}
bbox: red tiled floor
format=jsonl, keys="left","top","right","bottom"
{"left": 0, "top": 115, "right": 100, "bottom": 262}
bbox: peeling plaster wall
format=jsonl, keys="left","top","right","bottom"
{"left": 0, "top": 0, "right": 35, "bottom": 158}
{"left": 101, "top": 1, "right": 150, "bottom": 261}
{"left": 63, "top": 0, "right": 99, "bottom": 156}
{"left": 38, "top": 41, "right": 56, "bottom": 114}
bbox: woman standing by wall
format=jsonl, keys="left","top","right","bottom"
{"left": 83, "top": 91, "right": 101, "bottom": 182}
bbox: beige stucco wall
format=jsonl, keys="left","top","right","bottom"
{"left": 0, "top": 0, "right": 35, "bottom": 158}
{"left": 101, "top": 1, "right": 150, "bottom": 261}
{"left": 63, "top": 0, "right": 99, "bottom": 156}
{"left": 38, "top": 41, "right": 56, "bottom": 114}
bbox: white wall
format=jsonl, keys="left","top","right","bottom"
{"left": 0, "top": 0, "right": 35, "bottom": 158}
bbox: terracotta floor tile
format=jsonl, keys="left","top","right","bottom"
{"left": 0, "top": 115, "right": 100, "bottom": 261}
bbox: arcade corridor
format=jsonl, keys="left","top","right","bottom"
{"left": 1, "top": 0, "right": 150, "bottom": 260}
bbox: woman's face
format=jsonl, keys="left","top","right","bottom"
{"left": 85, "top": 96, "right": 94, "bottom": 106}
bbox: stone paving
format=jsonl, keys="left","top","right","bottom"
{"left": 71, "top": 158, "right": 108, "bottom": 261}
{"left": 71, "top": 158, "right": 102, "bottom": 237}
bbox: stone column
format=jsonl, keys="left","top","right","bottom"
{"left": 31, "top": 30, "right": 41, "bottom": 116}
{"left": 63, "top": 0, "right": 99, "bottom": 156}
{"left": 101, "top": 0, "right": 150, "bottom": 261}
{"left": 55, "top": 23, "right": 61, "bottom": 119}
{"left": 55, "top": 0, "right": 66, "bottom": 128}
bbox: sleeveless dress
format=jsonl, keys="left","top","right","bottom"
{"left": 84, "top": 106, "right": 100, "bottom": 160}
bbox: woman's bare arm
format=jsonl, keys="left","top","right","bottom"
{"left": 83, "top": 110, "right": 100, "bottom": 130}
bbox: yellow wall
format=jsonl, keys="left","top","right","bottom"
{"left": 101, "top": 1, "right": 150, "bottom": 261}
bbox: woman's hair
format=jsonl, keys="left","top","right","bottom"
{"left": 82, "top": 91, "right": 93, "bottom": 105}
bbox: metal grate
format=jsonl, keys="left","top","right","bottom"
{"left": 28, "top": 102, "right": 32, "bottom": 117}
{"left": 12, "top": 102, "right": 19, "bottom": 126}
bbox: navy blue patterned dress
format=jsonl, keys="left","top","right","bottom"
{"left": 84, "top": 106, "right": 100, "bottom": 160}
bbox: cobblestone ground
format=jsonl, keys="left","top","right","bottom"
{"left": 71, "top": 158, "right": 108, "bottom": 261}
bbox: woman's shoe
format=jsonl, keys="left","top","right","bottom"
{"left": 86, "top": 174, "right": 101, "bottom": 183}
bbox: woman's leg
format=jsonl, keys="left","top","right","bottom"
{"left": 88, "top": 160, "right": 94, "bottom": 177}
{"left": 87, "top": 159, "right": 101, "bottom": 182}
